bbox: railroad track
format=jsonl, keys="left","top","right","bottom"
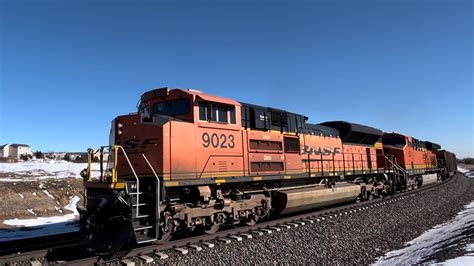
{"left": 0, "top": 174, "right": 459, "bottom": 266}
{"left": 0, "top": 231, "right": 80, "bottom": 256}
{"left": 0, "top": 231, "right": 89, "bottom": 266}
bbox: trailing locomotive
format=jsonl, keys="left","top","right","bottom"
{"left": 78, "top": 87, "right": 457, "bottom": 255}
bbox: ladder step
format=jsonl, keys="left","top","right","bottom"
{"left": 135, "top": 214, "right": 149, "bottom": 218}
{"left": 133, "top": 203, "right": 147, "bottom": 207}
{"left": 129, "top": 192, "right": 145, "bottom": 195}
{"left": 135, "top": 226, "right": 153, "bottom": 231}
{"left": 137, "top": 238, "right": 157, "bottom": 244}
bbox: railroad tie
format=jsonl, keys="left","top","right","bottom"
{"left": 188, "top": 244, "right": 203, "bottom": 251}
{"left": 240, "top": 233, "right": 253, "bottom": 239}
{"left": 201, "top": 242, "right": 215, "bottom": 248}
{"left": 174, "top": 247, "right": 189, "bottom": 255}
{"left": 154, "top": 252, "right": 169, "bottom": 259}
{"left": 120, "top": 259, "right": 135, "bottom": 266}
{"left": 30, "top": 261, "right": 42, "bottom": 266}
{"left": 228, "top": 235, "right": 243, "bottom": 241}
{"left": 218, "top": 238, "right": 232, "bottom": 244}
{"left": 138, "top": 255, "right": 154, "bottom": 263}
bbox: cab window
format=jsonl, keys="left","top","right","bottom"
{"left": 199, "top": 101, "right": 236, "bottom": 124}
{"left": 154, "top": 99, "right": 190, "bottom": 116}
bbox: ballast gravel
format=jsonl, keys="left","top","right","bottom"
{"left": 162, "top": 174, "right": 473, "bottom": 264}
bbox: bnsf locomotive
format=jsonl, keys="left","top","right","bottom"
{"left": 79, "top": 87, "right": 457, "bottom": 255}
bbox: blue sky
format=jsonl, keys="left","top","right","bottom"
{"left": 0, "top": 0, "right": 472, "bottom": 157}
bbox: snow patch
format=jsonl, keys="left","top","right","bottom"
{"left": 442, "top": 254, "right": 474, "bottom": 265}
{"left": 64, "top": 196, "right": 80, "bottom": 215}
{"left": 466, "top": 243, "right": 474, "bottom": 252}
{"left": 0, "top": 161, "right": 100, "bottom": 181}
{"left": 55, "top": 206, "right": 63, "bottom": 213}
{"left": 457, "top": 166, "right": 470, "bottom": 174}
{"left": 27, "top": 209, "right": 36, "bottom": 216}
{"left": 375, "top": 201, "right": 474, "bottom": 265}
{"left": 42, "top": 190, "right": 54, "bottom": 199}
{"left": 2, "top": 196, "right": 80, "bottom": 227}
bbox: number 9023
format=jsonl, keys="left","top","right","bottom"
{"left": 202, "top": 133, "right": 235, "bottom": 148}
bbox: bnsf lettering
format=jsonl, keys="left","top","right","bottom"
{"left": 119, "top": 138, "right": 158, "bottom": 149}
{"left": 302, "top": 145, "right": 340, "bottom": 156}
{"left": 202, "top": 133, "right": 235, "bottom": 148}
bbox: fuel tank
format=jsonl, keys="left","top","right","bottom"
{"left": 272, "top": 183, "right": 361, "bottom": 215}
{"left": 421, "top": 173, "right": 439, "bottom": 186}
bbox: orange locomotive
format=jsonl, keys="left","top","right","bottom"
{"left": 79, "top": 87, "right": 456, "bottom": 255}
{"left": 382, "top": 133, "right": 440, "bottom": 189}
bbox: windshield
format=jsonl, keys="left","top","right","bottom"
{"left": 153, "top": 98, "right": 190, "bottom": 116}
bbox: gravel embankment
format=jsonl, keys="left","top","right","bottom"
{"left": 163, "top": 174, "right": 474, "bottom": 265}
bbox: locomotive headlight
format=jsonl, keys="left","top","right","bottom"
{"left": 117, "top": 122, "right": 123, "bottom": 128}
{"left": 118, "top": 129, "right": 123, "bottom": 136}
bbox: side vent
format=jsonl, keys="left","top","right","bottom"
{"left": 251, "top": 162, "right": 284, "bottom": 172}
{"left": 284, "top": 137, "right": 300, "bottom": 153}
{"left": 218, "top": 161, "right": 228, "bottom": 172}
{"left": 249, "top": 140, "right": 282, "bottom": 151}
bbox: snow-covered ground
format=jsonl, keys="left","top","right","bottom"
{"left": 458, "top": 166, "right": 470, "bottom": 174}
{"left": 374, "top": 200, "right": 474, "bottom": 264}
{"left": 0, "top": 160, "right": 97, "bottom": 241}
{"left": 374, "top": 166, "right": 474, "bottom": 265}
{"left": 3, "top": 195, "right": 80, "bottom": 227}
{"left": 442, "top": 244, "right": 474, "bottom": 265}
{"left": 0, "top": 160, "right": 100, "bottom": 181}
{"left": 0, "top": 196, "right": 80, "bottom": 241}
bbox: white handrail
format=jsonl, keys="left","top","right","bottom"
{"left": 141, "top": 153, "right": 161, "bottom": 221}
{"left": 115, "top": 146, "right": 141, "bottom": 218}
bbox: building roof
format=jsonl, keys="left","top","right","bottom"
{"left": 11, "top": 144, "right": 31, "bottom": 148}
{"left": 0, "top": 143, "right": 31, "bottom": 148}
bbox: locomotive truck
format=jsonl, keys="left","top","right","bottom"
{"left": 78, "top": 87, "right": 457, "bottom": 255}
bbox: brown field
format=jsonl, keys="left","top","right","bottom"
{"left": 0, "top": 178, "right": 83, "bottom": 228}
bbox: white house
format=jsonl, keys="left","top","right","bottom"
{"left": 0, "top": 144, "right": 33, "bottom": 159}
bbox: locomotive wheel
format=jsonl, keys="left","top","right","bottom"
{"left": 368, "top": 193, "right": 374, "bottom": 201}
{"left": 204, "top": 224, "right": 220, "bottom": 234}
{"left": 246, "top": 217, "right": 258, "bottom": 226}
{"left": 156, "top": 221, "right": 173, "bottom": 244}
{"left": 156, "top": 232, "right": 172, "bottom": 244}
{"left": 245, "top": 214, "right": 259, "bottom": 226}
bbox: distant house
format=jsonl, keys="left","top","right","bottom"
{"left": 0, "top": 144, "right": 33, "bottom": 161}
{"left": 68, "top": 153, "right": 85, "bottom": 161}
